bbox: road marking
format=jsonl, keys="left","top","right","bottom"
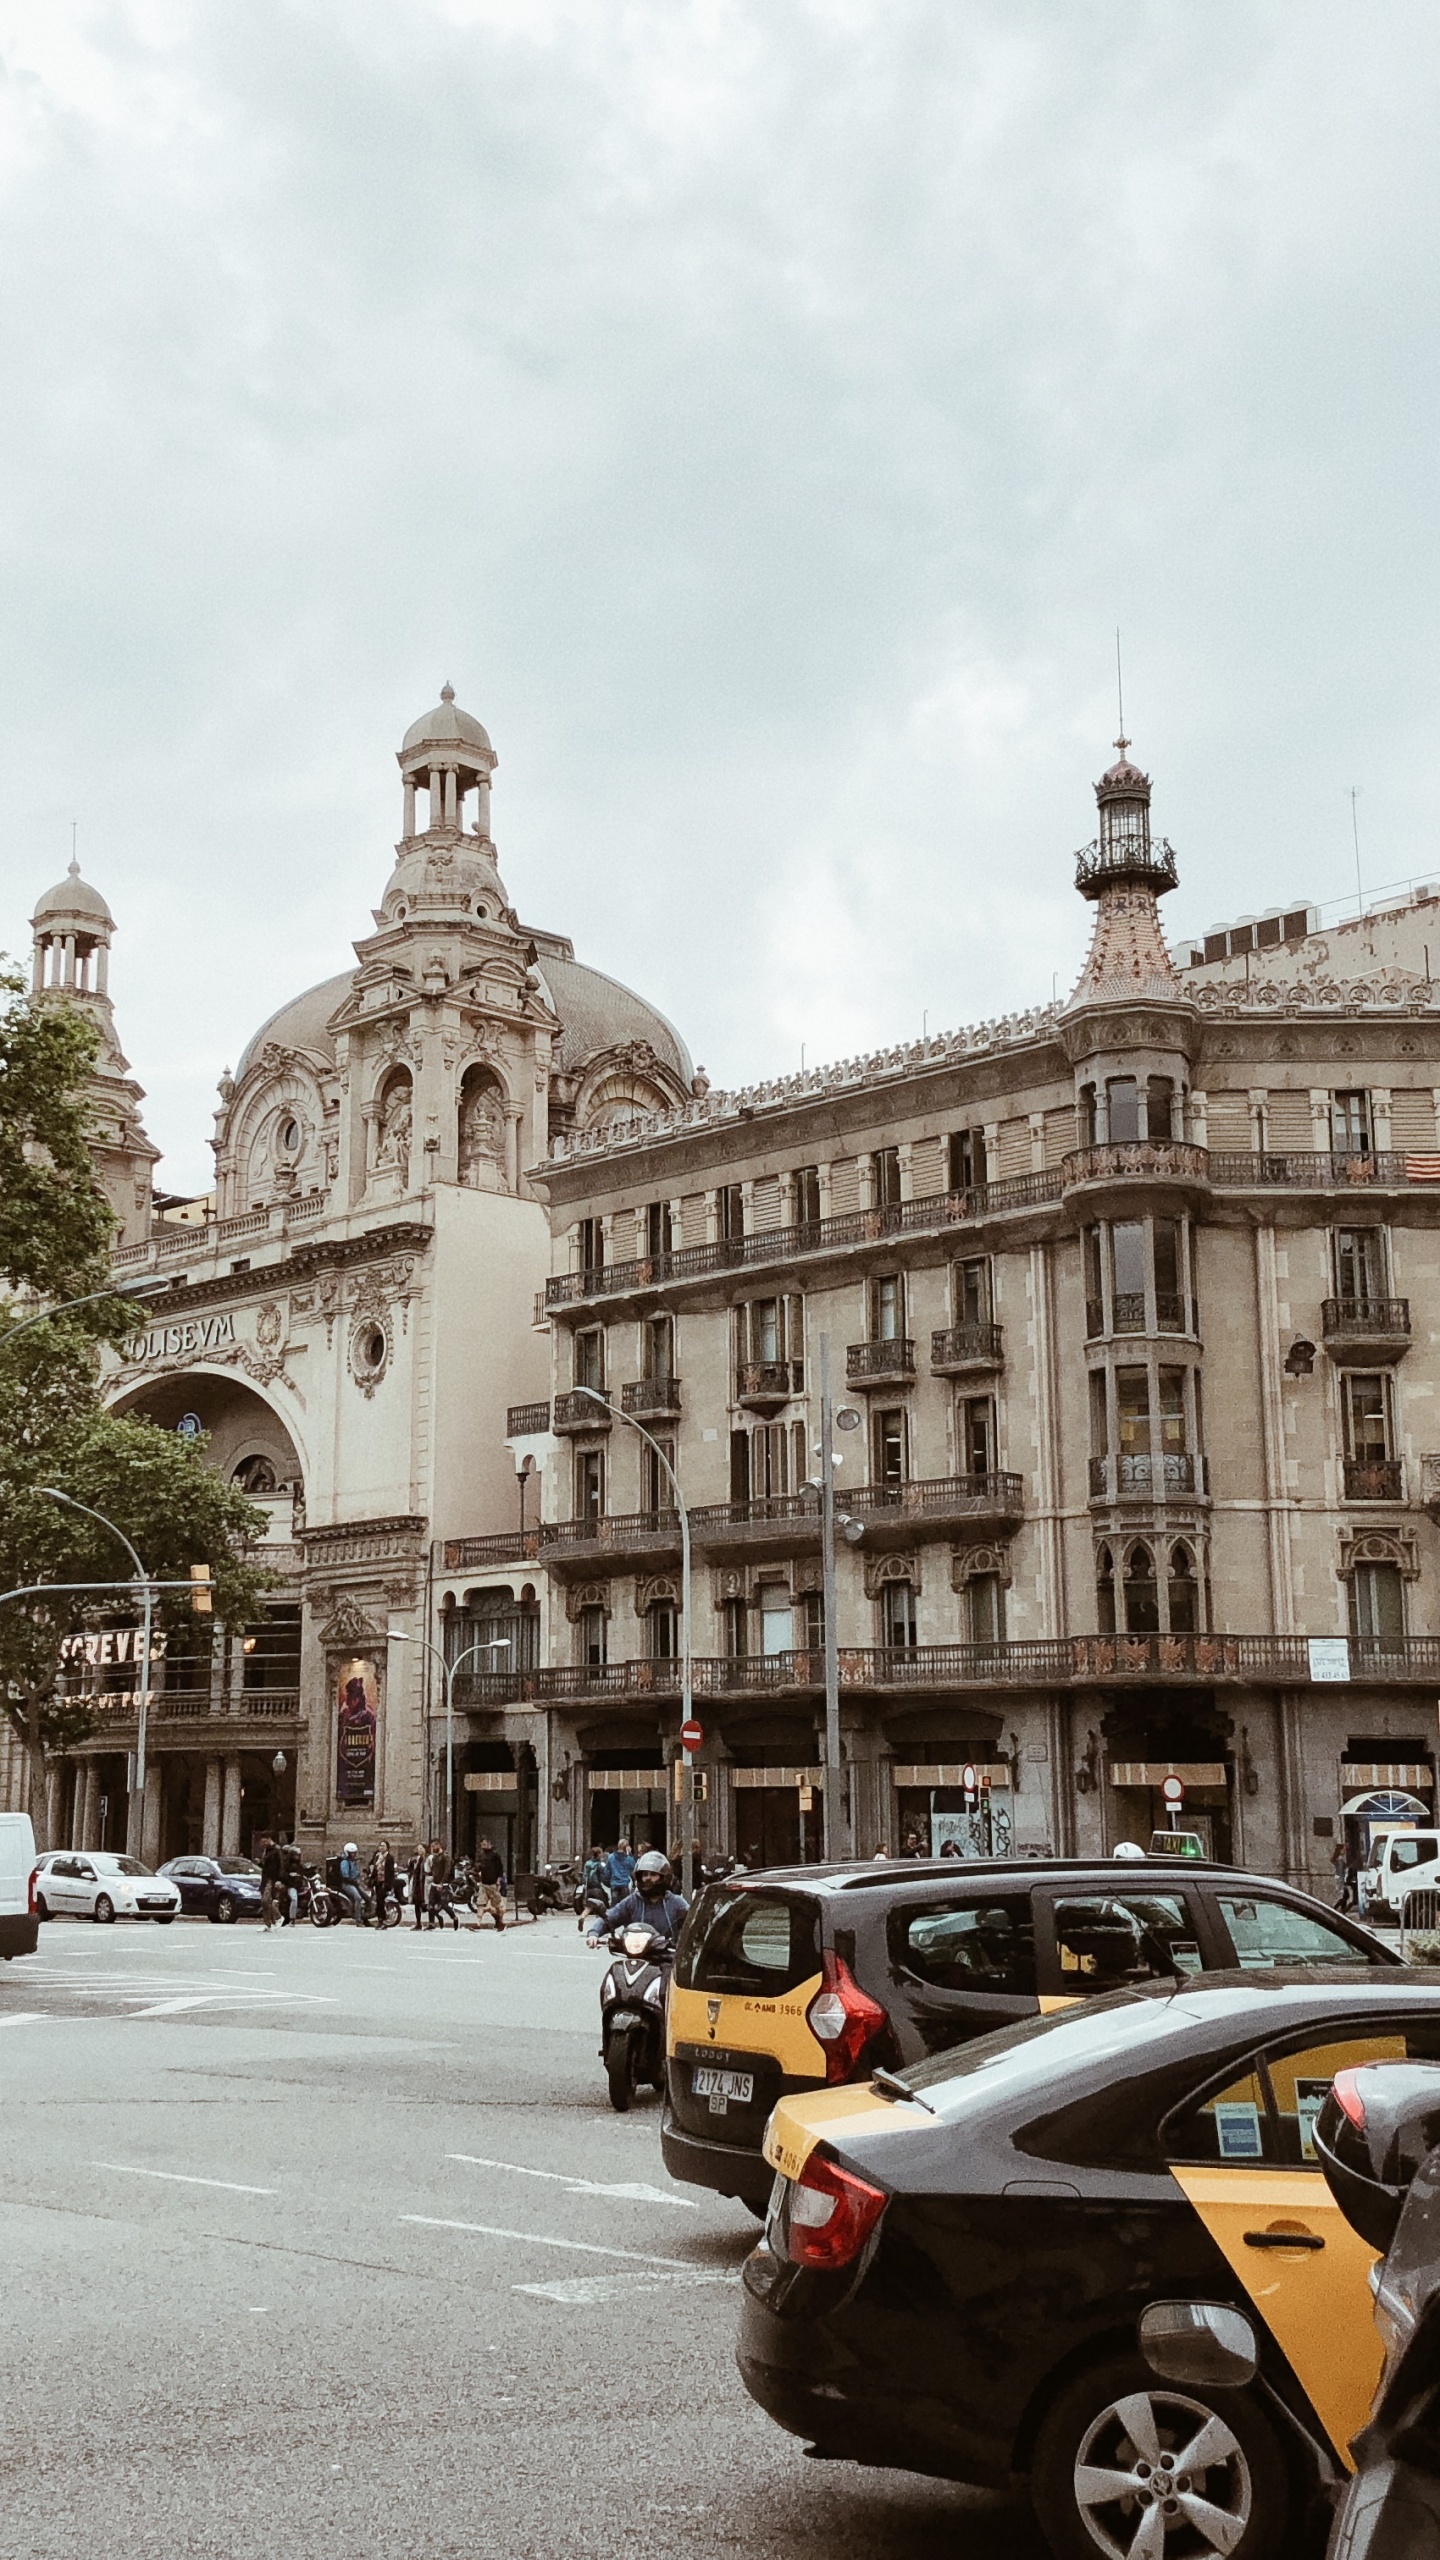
{"left": 401, "top": 2215, "right": 697, "bottom": 2268}
{"left": 447, "top": 2152, "right": 699, "bottom": 2209}
{"left": 126, "top": 1991, "right": 335, "bottom": 2016}
{"left": 92, "top": 2162, "right": 278, "bottom": 2195}
{"left": 0, "top": 2013, "right": 46, "bottom": 2029}
{"left": 514, "top": 2271, "right": 734, "bottom": 2305}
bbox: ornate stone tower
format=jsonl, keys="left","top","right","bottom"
{"left": 30, "top": 860, "right": 158, "bottom": 1248}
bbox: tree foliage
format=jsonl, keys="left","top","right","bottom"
{"left": 0, "top": 960, "right": 121, "bottom": 1314}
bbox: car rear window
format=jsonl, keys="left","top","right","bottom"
{"left": 1051, "top": 1891, "right": 1204, "bottom": 1993}
{"left": 674, "top": 1886, "right": 821, "bottom": 1996}
{"left": 889, "top": 1894, "right": 1036, "bottom": 1994}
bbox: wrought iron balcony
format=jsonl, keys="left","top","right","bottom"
{"left": 1064, "top": 1141, "right": 1210, "bottom": 1193}
{"left": 735, "top": 1360, "right": 801, "bottom": 1411}
{"left": 847, "top": 1471, "right": 1025, "bottom": 1545}
{"left": 87, "top": 1688, "right": 301, "bottom": 1724}
{"left": 506, "top": 1401, "right": 551, "bottom": 1435}
{"left": 553, "top": 1388, "right": 611, "bottom": 1433}
{"left": 689, "top": 1493, "right": 822, "bottom": 1553}
{"left": 1343, "top": 1457, "right": 1405, "bottom": 1502}
{"left": 847, "top": 1336, "right": 916, "bottom": 1387}
{"left": 1321, "top": 1298, "right": 1412, "bottom": 1364}
{"left": 1090, "top": 1452, "right": 1204, "bottom": 1501}
{"left": 441, "top": 1529, "right": 541, "bottom": 1570}
{"left": 930, "top": 1321, "right": 1004, "bottom": 1376}
{"left": 537, "top": 1509, "right": 683, "bottom": 1570}
{"left": 620, "top": 1376, "right": 683, "bottom": 1421}
{"left": 1074, "top": 837, "right": 1180, "bottom": 896}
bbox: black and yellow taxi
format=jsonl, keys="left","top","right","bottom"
{"left": 663, "top": 1855, "right": 1394, "bottom": 2209}
{"left": 738, "top": 1973, "right": 1440, "bottom": 2560}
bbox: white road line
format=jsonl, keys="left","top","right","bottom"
{"left": 515, "top": 2271, "right": 734, "bottom": 2305}
{"left": 92, "top": 2162, "right": 278, "bottom": 2195}
{"left": 447, "top": 2152, "right": 699, "bottom": 2209}
{"left": 0, "top": 2013, "right": 46, "bottom": 2029}
{"left": 401, "top": 2215, "right": 697, "bottom": 2268}
{"left": 127, "top": 1991, "right": 335, "bottom": 2016}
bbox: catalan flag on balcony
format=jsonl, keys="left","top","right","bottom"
{"left": 1406, "top": 1155, "right": 1440, "bottom": 1181}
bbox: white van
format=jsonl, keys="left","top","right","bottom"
{"left": 1361, "top": 1825, "right": 1440, "bottom": 1922}
{"left": 0, "top": 1812, "right": 39, "bottom": 1960}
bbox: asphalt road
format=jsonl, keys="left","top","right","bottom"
{"left": 0, "top": 1908, "right": 1042, "bottom": 2560}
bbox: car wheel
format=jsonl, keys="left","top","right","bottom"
{"left": 93, "top": 1895, "right": 115, "bottom": 1924}
{"left": 154, "top": 1914, "right": 175, "bottom": 1925}
{"left": 1031, "top": 2354, "right": 1289, "bottom": 2560}
{"left": 216, "top": 1894, "right": 236, "bottom": 1923}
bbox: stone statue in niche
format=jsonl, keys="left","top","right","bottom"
{"left": 375, "top": 1080, "right": 413, "bottom": 1187}
{"left": 457, "top": 1077, "right": 506, "bottom": 1186}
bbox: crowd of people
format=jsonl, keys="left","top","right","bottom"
{"left": 252, "top": 1832, "right": 510, "bottom": 1929}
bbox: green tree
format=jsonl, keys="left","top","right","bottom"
{"left": 0, "top": 957, "right": 274, "bottom": 1840}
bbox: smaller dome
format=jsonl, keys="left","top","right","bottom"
{"left": 402, "top": 681, "right": 493, "bottom": 759}
{"left": 32, "top": 858, "right": 114, "bottom": 930}
{"left": 1095, "top": 737, "right": 1151, "bottom": 799}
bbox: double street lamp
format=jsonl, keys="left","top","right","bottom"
{"left": 387, "top": 1626, "right": 513, "bottom": 1858}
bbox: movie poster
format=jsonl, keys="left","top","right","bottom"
{"left": 336, "top": 1657, "right": 379, "bottom": 1806}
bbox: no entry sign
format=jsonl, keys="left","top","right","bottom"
{"left": 680, "top": 1719, "right": 704, "bottom": 1752}
{"left": 1162, "top": 1774, "right": 1185, "bottom": 1807}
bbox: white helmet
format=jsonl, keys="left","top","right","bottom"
{"left": 344, "top": 1842, "right": 358, "bottom": 1855}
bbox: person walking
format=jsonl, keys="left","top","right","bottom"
{"left": 281, "top": 1835, "right": 305, "bottom": 1924}
{"left": 1333, "top": 1834, "right": 1358, "bottom": 1912}
{"left": 408, "top": 1842, "right": 429, "bottom": 1931}
{"left": 427, "top": 1839, "right": 457, "bottom": 1930}
{"left": 606, "top": 1838, "right": 636, "bottom": 1898}
{"left": 370, "top": 1837, "right": 396, "bottom": 1926}
{"left": 475, "top": 1836, "right": 506, "bottom": 1932}
{"left": 259, "top": 1833, "right": 284, "bottom": 1930}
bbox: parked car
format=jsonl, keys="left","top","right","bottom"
{"left": 158, "top": 1855, "right": 263, "bottom": 1922}
{"left": 32, "top": 1851, "right": 180, "bottom": 1924}
{"left": 739, "top": 1972, "right": 1440, "bottom": 2560}
{"left": 1361, "top": 1825, "right": 1440, "bottom": 1923}
{"left": 1313, "top": 2057, "right": 1440, "bottom": 2555}
{"left": 0, "top": 1811, "right": 39, "bottom": 1960}
{"left": 664, "top": 1853, "right": 1396, "bottom": 2207}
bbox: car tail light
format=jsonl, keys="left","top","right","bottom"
{"left": 785, "top": 2152, "right": 888, "bottom": 2272}
{"left": 27, "top": 1867, "right": 37, "bottom": 1915}
{"left": 1333, "top": 2068, "right": 1366, "bottom": 2129}
{"left": 805, "top": 1952, "right": 889, "bottom": 2085}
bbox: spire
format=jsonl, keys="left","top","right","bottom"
{"left": 1064, "top": 742, "right": 1185, "bottom": 1012}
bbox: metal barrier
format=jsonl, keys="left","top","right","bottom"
{"left": 1401, "top": 1888, "right": 1440, "bottom": 1962}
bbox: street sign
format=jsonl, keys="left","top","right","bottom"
{"left": 1162, "top": 1775, "right": 1185, "bottom": 1807}
{"left": 961, "top": 1762, "right": 977, "bottom": 1794}
{"left": 679, "top": 1719, "right": 704, "bottom": 1752}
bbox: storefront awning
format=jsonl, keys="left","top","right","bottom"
{"left": 1340, "top": 1764, "right": 1434, "bottom": 1791}
{"left": 731, "top": 1766, "right": 822, "bottom": 1789}
{"left": 1109, "top": 1761, "right": 1227, "bottom": 1788}
{"left": 892, "top": 1763, "right": 1010, "bottom": 1788}
{"left": 587, "top": 1768, "right": 668, "bottom": 1790}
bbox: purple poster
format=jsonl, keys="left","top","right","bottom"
{"left": 336, "top": 1659, "right": 378, "bottom": 1806}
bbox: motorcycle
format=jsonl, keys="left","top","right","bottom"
{"left": 598, "top": 1922, "right": 671, "bottom": 2112}
{"left": 309, "top": 1867, "right": 388, "bottom": 1929}
{"left": 577, "top": 1866, "right": 611, "bottom": 1933}
{"left": 522, "top": 1859, "right": 577, "bottom": 1918}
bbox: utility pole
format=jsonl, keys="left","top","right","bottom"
{"left": 819, "top": 1333, "right": 843, "bottom": 1860}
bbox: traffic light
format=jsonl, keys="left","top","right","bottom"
{"left": 189, "top": 1562, "right": 213, "bottom": 1614}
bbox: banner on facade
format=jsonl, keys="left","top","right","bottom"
{"left": 336, "top": 1656, "right": 378, "bottom": 1805}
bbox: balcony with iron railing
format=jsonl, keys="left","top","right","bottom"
{"left": 538, "top": 1509, "right": 683, "bottom": 1572}
{"left": 735, "top": 1360, "right": 802, "bottom": 1411}
{"left": 506, "top": 1401, "right": 552, "bottom": 1436}
{"left": 87, "top": 1688, "right": 302, "bottom": 1725}
{"left": 553, "top": 1388, "right": 611, "bottom": 1433}
{"left": 1343, "top": 1457, "right": 1405, "bottom": 1502}
{"left": 621, "top": 1376, "right": 683, "bottom": 1421}
{"left": 930, "top": 1321, "right": 1004, "bottom": 1376}
{"left": 1321, "top": 1298, "right": 1412, "bottom": 1364}
{"left": 1063, "top": 1141, "right": 1210, "bottom": 1198}
{"left": 846, "top": 1336, "right": 916, "bottom": 1388}
{"left": 1089, "top": 1452, "right": 1206, "bottom": 1502}
{"left": 442, "top": 1528, "right": 541, "bottom": 1571}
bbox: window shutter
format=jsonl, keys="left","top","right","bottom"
{"left": 752, "top": 1174, "right": 781, "bottom": 1231}
{"left": 1043, "top": 1103, "right": 1077, "bottom": 1165}
{"left": 830, "top": 1157, "right": 859, "bottom": 1214}
{"left": 1391, "top": 1089, "right": 1438, "bottom": 1152}
{"left": 784, "top": 1293, "right": 805, "bottom": 1364}
{"left": 680, "top": 1192, "right": 706, "bottom": 1245}
{"left": 1204, "top": 1092, "right": 1253, "bottom": 1151}
{"left": 995, "top": 1117, "right": 1031, "bottom": 1177}
{"left": 908, "top": 1135, "right": 945, "bottom": 1198}
{"left": 1266, "top": 1090, "right": 1314, "bottom": 1149}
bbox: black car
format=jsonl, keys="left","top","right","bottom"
{"left": 666, "top": 1853, "right": 1397, "bottom": 2207}
{"left": 739, "top": 1972, "right": 1440, "bottom": 2560}
{"left": 159, "top": 1855, "right": 264, "bottom": 1922}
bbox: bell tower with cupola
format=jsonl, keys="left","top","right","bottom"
{"left": 29, "top": 859, "right": 159, "bottom": 1248}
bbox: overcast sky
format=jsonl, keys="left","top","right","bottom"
{"left": 1, "top": 2, "right": 1438, "bottom": 1191}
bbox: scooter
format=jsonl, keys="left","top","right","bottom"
{"left": 577, "top": 1868, "right": 610, "bottom": 1933}
{"left": 524, "top": 1859, "right": 577, "bottom": 1918}
{"left": 598, "top": 1922, "right": 671, "bottom": 2112}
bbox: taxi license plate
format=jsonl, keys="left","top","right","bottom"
{"left": 692, "top": 2065, "right": 754, "bottom": 2108}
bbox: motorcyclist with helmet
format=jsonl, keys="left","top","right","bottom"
{"left": 336, "top": 1842, "right": 368, "bottom": 1926}
{"left": 586, "top": 1847, "right": 688, "bottom": 1952}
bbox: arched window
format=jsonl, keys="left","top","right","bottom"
{"left": 1124, "top": 1542, "right": 1159, "bottom": 1634}
{"left": 647, "top": 1598, "right": 678, "bottom": 1661}
{"left": 231, "top": 1454, "right": 277, "bottom": 1495}
{"left": 457, "top": 1064, "right": 507, "bottom": 1189}
{"left": 1096, "top": 1544, "right": 1116, "bottom": 1635}
{"left": 880, "top": 1581, "right": 918, "bottom": 1649}
{"left": 1167, "top": 1543, "right": 1197, "bottom": 1634}
{"left": 1350, "top": 1562, "right": 1406, "bottom": 1650}
{"left": 373, "top": 1067, "right": 413, "bottom": 1186}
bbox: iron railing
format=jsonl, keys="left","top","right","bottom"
{"left": 847, "top": 1337, "right": 916, "bottom": 1384}
{"left": 442, "top": 1529, "right": 541, "bottom": 1570}
{"left": 1090, "top": 1453, "right": 1203, "bottom": 1499}
{"left": 735, "top": 1360, "right": 800, "bottom": 1404}
{"left": 506, "top": 1402, "right": 551, "bottom": 1435}
{"left": 1344, "top": 1458, "right": 1405, "bottom": 1502}
{"left": 621, "top": 1377, "right": 683, "bottom": 1419}
{"left": 553, "top": 1389, "right": 610, "bottom": 1431}
{"left": 1322, "top": 1297, "right": 1411, "bottom": 1339}
{"left": 930, "top": 1322, "right": 1004, "bottom": 1371}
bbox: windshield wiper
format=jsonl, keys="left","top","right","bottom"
{"left": 871, "top": 2065, "right": 935, "bottom": 2113}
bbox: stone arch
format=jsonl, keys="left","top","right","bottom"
{"left": 457, "top": 1060, "right": 509, "bottom": 1192}
{"left": 107, "top": 1368, "right": 308, "bottom": 1516}
{"left": 221, "top": 1055, "right": 329, "bottom": 1213}
{"left": 372, "top": 1065, "right": 413, "bottom": 1189}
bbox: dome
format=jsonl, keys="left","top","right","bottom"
{"left": 32, "top": 859, "right": 114, "bottom": 930}
{"left": 1095, "top": 739, "right": 1151, "bottom": 800}
{"left": 401, "top": 682, "right": 493, "bottom": 759}
{"left": 236, "top": 970, "right": 354, "bottom": 1079}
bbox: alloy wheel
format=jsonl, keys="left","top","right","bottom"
{"left": 1073, "top": 2387, "right": 1251, "bottom": 2559}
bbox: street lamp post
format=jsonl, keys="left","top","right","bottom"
{"left": 38, "top": 1488, "right": 158, "bottom": 1859}
{"left": 807, "top": 1335, "right": 863, "bottom": 1865}
{"left": 571, "top": 1384, "right": 695, "bottom": 1898}
{"left": 386, "top": 1627, "right": 512, "bottom": 1858}
{"left": 0, "top": 1273, "right": 169, "bottom": 1355}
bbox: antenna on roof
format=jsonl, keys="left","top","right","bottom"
{"left": 1350, "top": 785, "right": 1364, "bottom": 918}
{"left": 1115, "top": 627, "right": 1127, "bottom": 753}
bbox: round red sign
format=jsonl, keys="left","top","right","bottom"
{"left": 679, "top": 1720, "right": 704, "bottom": 1753}
{"left": 961, "top": 1762, "right": 978, "bottom": 1793}
{"left": 1162, "top": 1774, "right": 1185, "bottom": 1805}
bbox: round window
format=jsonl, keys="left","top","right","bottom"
{"left": 362, "top": 1326, "right": 386, "bottom": 1370}
{"left": 278, "top": 1116, "right": 300, "bottom": 1154}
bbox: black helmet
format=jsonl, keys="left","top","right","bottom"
{"left": 634, "top": 1849, "right": 672, "bottom": 1898}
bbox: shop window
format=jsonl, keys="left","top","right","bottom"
{"left": 870, "top": 1272, "right": 905, "bottom": 1340}
{"left": 1106, "top": 1077, "right": 1141, "bottom": 1143}
{"left": 574, "top": 1327, "right": 605, "bottom": 1390}
{"left": 1167, "top": 1544, "right": 1198, "bottom": 1635}
{"left": 1332, "top": 1091, "right": 1372, "bottom": 1156}
{"left": 960, "top": 1395, "right": 995, "bottom": 1477}
{"left": 793, "top": 1164, "right": 821, "bottom": 1229}
{"left": 949, "top": 1127, "right": 987, "bottom": 1191}
{"left": 720, "top": 1596, "right": 748, "bottom": 1658}
{"left": 966, "top": 1573, "right": 1006, "bottom": 1645}
{"left": 872, "top": 1146, "right": 902, "bottom": 1208}
{"left": 1146, "top": 1077, "right": 1175, "bottom": 1141}
{"left": 759, "top": 1586, "right": 794, "bottom": 1656}
{"left": 575, "top": 1447, "right": 604, "bottom": 1521}
{"left": 1096, "top": 1545, "right": 1116, "bottom": 1634}
{"left": 1350, "top": 1562, "right": 1406, "bottom": 1648}
{"left": 578, "top": 1605, "right": 608, "bottom": 1667}
{"left": 1335, "top": 1227, "right": 1388, "bottom": 1301}
{"left": 1123, "top": 1543, "right": 1159, "bottom": 1634}
{"left": 1111, "top": 1222, "right": 1147, "bottom": 1331}
{"left": 874, "top": 1407, "right": 908, "bottom": 1487}
{"left": 880, "top": 1581, "right": 918, "bottom": 1648}
{"left": 955, "top": 1257, "right": 992, "bottom": 1324}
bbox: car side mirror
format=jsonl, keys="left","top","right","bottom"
{"left": 1314, "top": 2062, "right": 1440, "bottom": 2253}
{"left": 1139, "top": 2301, "right": 1257, "bottom": 2390}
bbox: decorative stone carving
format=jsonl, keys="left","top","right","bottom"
{"left": 374, "top": 1079, "right": 413, "bottom": 1186}
{"left": 317, "top": 1595, "right": 385, "bottom": 1648}
{"left": 349, "top": 1309, "right": 393, "bottom": 1397}
{"left": 1339, "top": 1527, "right": 1420, "bottom": 1581}
{"left": 864, "top": 1554, "right": 919, "bottom": 1598}
{"left": 563, "top": 1581, "right": 612, "bottom": 1621}
{"left": 951, "top": 1543, "right": 1014, "bottom": 1589}
{"left": 458, "top": 1074, "right": 506, "bottom": 1184}
{"left": 634, "top": 1572, "right": 682, "bottom": 1614}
